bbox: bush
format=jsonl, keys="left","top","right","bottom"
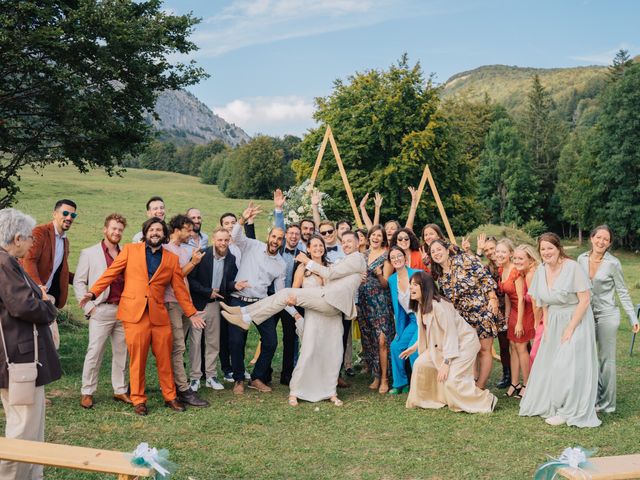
{"left": 463, "top": 223, "right": 536, "bottom": 251}
{"left": 521, "top": 219, "right": 547, "bottom": 239}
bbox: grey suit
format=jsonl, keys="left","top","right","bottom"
{"left": 577, "top": 251, "right": 639, "bottom": 412}
{"left": 247, "top": 252, "right": 366, "bottom": 323}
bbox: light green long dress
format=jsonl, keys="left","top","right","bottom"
{"left": 519, "top": 260, "right": 601, "bottom": 428}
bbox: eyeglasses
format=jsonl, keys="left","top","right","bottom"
{"left": 397, "top": 236, "right": 410, "bottom": 242}
{"left": 62, "top": 211, "right": 78, "bottom": 219}
{"left": 320, "top": 229, "right": 334, "bottom": 236}
{"left": 389, "top": 255, "right": 405, "bottom": 262}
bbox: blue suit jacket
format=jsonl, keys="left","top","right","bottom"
{"left": 389, "top": 267, "right": 419, "bottom": 343}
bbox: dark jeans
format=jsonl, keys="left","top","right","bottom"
{"left": 278, "top": 310, "right": 299, "bottom": 384}
{"left": 340, "top": 317, "right": 351, "bottom": 372}
{"left": 252, "top": 315, "right": 278, "bottom": 383}
{"left": 228, "top": 297, "right": 250, "bottom": 382}
{"left": 219, "top": 313, "right": 232, "bottom": 376}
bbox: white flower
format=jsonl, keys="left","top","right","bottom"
{"left": 297, "top": 206, "right": 305, "bottom": 213}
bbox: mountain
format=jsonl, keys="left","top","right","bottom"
{"left": 440, "top": 64, "right": 609, "bottom": 119}
{"left": 148, "top": 89, "right": 250, "bottom": 146}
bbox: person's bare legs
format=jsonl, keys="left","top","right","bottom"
{"left": 515, "top": 342, "right": 530, "bottom": 396}
{"left": 507, "top": 342, "right": 520, "bottom": 396}
{"left": 378, "top": 334, "right": 389, "bottom": 394}
{"left": 476, "top": 338, "right": 494, "bottom": 389}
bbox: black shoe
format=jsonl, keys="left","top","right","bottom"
{"left": 495, "top": 369, "right": 511, "bottom": 389}
{"left": 178, "top": 388, "right": 210, "bottom": 407}
{"left": 345, "top": 368, "right": 356, "bottom": 377}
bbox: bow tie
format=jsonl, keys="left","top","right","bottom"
{"left": 327, "top": 246, "right": 338, "bottom": 252}
{"left": 284, "top": 248, "right": 296, "bottom": 255}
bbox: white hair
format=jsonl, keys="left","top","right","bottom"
{"left": 0, "top": 208, "right": 36, "bottom": 248}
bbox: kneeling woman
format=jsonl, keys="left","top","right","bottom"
{"left": 405, "top": 271, "right": 497, "bottom": 413}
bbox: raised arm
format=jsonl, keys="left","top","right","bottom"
{"left": 405, "top": 186, "right": 419, "bottom": 230}
{"left": 372, "top": 192, "right": 382, "bottom": 226}
{"left": 311, "top": 188, "right": 322, "bottom": 227}
{"left": 273, "top": 188, "right": 286, "bottom": 230}
{"left": 359, "top": 193, "right": 373, "bottom": 230}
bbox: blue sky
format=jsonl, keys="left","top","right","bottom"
{"left": 163, "top": 0, "right": 639, "bottom": 137}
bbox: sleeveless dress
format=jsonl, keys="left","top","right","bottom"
{"left": 289, "top": 273, "right": 344, "bottom": 402}
{"left": 357, "top": 250, "right": 395, "bottom": 379}
{"left": 499, "top": 267, "right": 535, "bottom": 343}
{"left": 519, "top": 260, "right": 601, "bottom": 427}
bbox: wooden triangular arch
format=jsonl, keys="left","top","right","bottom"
{"left": 309, "top": 125, "right": 364, "bottom": 228}
{"left": 309, "top": 125, "right": 456, "bottom": 244}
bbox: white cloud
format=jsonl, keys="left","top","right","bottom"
{"left": 191, "top": 0, "right": 430, "bottom": 57}
{"left": 570, "top": 43, "right": 636, "bottom": 65}
{"left": 214, "top": 96, "right": 316, "bottom": 136}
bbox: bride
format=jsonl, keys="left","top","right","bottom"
{"left": 288, "top": 234, "right": 344, "bottom": 406}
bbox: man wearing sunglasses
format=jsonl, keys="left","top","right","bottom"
{"left": 318, "top": 220, "right": 345, "bottom": 264}
{"left": 22, "top": 199, "right": 77, "bottom": 311}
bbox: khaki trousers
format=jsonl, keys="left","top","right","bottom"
{"left": 0, "top": 386, "right": 45, "bottom": 480}
{"left": 189, "top": 301, "right": 221, "bottom": 380}
{"left": 166, "top": 302, "right": 191, "bottom": 392}
{"left": 81, "top": 303, "right": 128, "bottom": 395}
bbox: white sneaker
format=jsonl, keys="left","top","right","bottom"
{"left": 223, "top": 372, "right": 234, "bottom": 383}
{"left": 244, "top": 370, "right": 252, "bottom": 381}
{"left": 545, "top": 415, "right": 566, "bottom": 426}
{"left": 189, "top": 379, "right": 201, "bottom": 392}
{"left": 206, "top": 377, "right": 224, "bottom": 390}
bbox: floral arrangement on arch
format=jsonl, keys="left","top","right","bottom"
{"left": 269, "top": 179, "right": 329, "bottom": 226}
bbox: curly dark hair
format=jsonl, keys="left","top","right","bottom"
{"left": 390, "top": 227, "right": 420, "bottom": 251}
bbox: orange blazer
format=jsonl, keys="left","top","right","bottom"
{"left": 21, "top": 222, "right": 73, "bottom": 308}
{"left": 90, "top": 242, "right": 196, "bottom": 325}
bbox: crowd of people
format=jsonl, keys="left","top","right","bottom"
{"left": 0, "top": 190, "right": 638, "bottom": 477}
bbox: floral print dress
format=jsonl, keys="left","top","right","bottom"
{"left": 357, "top": 250, "right": 395, "bottom": 379}
{"left": 438, "top": 253, "right": 499, "bottom": 339}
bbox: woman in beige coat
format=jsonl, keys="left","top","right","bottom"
{"left": 404, "top": 271, "right": 497, "bottom": 413}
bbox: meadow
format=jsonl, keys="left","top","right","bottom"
{"left": 3, "top": 165, "right": 640, "bottom": 479}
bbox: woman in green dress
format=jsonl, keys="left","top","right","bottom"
{"left": 519, "top": 233, "right": 601, "bottom": 427}
{"left": 577, "top": 225, "right": 640, "bottom": 413}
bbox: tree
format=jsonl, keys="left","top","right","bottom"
{"left": 608, "top": 49, "right": 633, "bottom": 82}
{"left": 519, "top": 75, "right": 567, "bottom": 228}
{"left": 0, "top": 0, "right": 207, "bottom": 207}
{"left": 478, "top": 117, "right": 540, "bottom": 225}
{"left": 294, "top": 54, "right": 482, "bottom": 233}
{"left": 589, "top": 63, "right": 640, "bottom": 247}
{"left": 218, "top": 136, "right": 292, "bottom": 199}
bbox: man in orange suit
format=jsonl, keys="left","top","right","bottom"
{"left": 80, "top": 217, "right": 205, "bottom": 416}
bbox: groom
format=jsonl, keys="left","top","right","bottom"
{"left": 222, "top": 231, "right": 365, "bottom": 328}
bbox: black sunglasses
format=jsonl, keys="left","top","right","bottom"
{"left": 62, "top": 211, "right": 78, "bottom": 219}
{"left": 397, "top": 236, "right": 410, "bottom": 241}
{"left": 320, "top": 229, "right": 334, "bottom": 236}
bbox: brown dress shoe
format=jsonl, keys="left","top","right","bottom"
{"left": 80, "top": 394, "right": 94, "bottom": 409}
{"left": 164, "top": 399, "right": 186, "bottom": 412}
{"left": 233, "top": 381, "right": 245, "bottom": 395}
{"left": 133, "top": 403, "right": 148, "bottom": 416}
{"left": 112, "top": 393, "right": 133, "bottom": 404}
{"left": 248, "top": 378, "right": 272, "bottom": 393}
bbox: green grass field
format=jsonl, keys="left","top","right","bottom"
{"left": 4, "top": 165, "right": 640, "bottom": 479}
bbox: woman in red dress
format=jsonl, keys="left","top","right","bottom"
{"left": 495, "top": 239, "right": 535, "bottom": 398}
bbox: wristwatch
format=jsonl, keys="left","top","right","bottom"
{"left": 443, "top": 358, "right": 451, "bottom": 366}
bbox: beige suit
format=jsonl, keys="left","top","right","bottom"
{"left": 73, "top": 242, "right": 128, "bottom": 395}
{"left": 406, "top": 300, "right": 496, "bottom": 413}
{"left": 247, "top": 252, "right": 366, "bottom": 323}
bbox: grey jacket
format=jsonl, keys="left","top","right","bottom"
{"left": 577, "top": 251, "right": 639, "bottom": 325}
{"left": 0, "top": 248, "right": 61, "bottom": 388}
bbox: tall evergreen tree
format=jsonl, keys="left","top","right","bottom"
{"left": 520, "top": 75, "right": 567, "bottom": 228}
{"left": 608, "top": 49, "right": 632, "bottom": 82}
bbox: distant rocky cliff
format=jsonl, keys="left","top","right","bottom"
{"left": 148, "top": 89, "right": 250, "bottom": 146}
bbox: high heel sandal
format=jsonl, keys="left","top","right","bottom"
{"left": 330, "top": 396, "right": 343, "bottom": 406}
{"left": 505, "top": 383, "right": 522, "bottom": 399}
{"left": 369, "top": 378, "right": 380, "bottom": 390}
{"left": 287, "top": 396, "right": 298, "bottom": 406}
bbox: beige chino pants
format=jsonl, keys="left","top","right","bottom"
{"left": 81, "top": 303, "right": 128, "bottom": 395}
{"left": 189, "top": 301, "right": 221, "bottom": 380}
{"left": 166, "top": 302, "right": 191, "bottom": 392}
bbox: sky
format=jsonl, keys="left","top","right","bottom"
{"left": 162, "top": 0, "right": 640, "bottom": 138}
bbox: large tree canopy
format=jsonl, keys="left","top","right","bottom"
{"left": 294, "top": 54, "right": 482, "bottom": 233}
{"left": 0, "top": 0, "right": 207, "bottom": 207}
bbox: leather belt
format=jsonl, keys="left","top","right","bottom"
{"left": 230, "top": 293, "right": 260, "bottom": 303}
